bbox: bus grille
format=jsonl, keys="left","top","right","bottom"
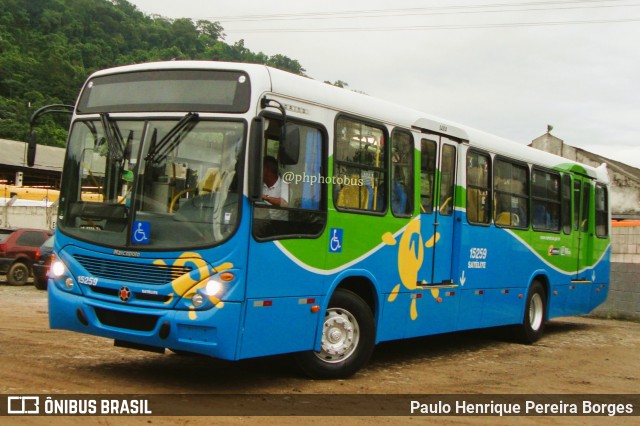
{"left": 94, "top": 307, "right": 158, "bottom": 331}
{"left": 74, "top": 254, "right": 192, "bottom": 285}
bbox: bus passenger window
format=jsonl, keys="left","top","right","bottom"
{"left": 439, "top": 144, "right": 456, "bottom": 216}
{"left": 420, "top": 139, "right": 436, "bottom": 213}
{"left": 581, "top": 182, "right": 590, "bottom": 232}
{"left": 595, "top": 184, "right": 608, "bottom": 238}
{"left": 391, "top": 129, "right": 414, "bottom": 217}
{"left": 573, "top": 180, "right": 581, "bottom": 231}
{"left": 334, "top": 117, "right": 386, "bottom": 213}
{"left": 466, "top": 150, "right": 491, "bottom": 224}
{"left": 562, "top": 174, "right": 572, "bottom": 234}
{"left": 494, "top": 159, "right": 528, "bottom": 228}
{"left": 532, "top": 169, "right": 560, "bottom": 231}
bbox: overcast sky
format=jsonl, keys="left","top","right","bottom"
{"left": 127, "top": 0, "right": 640, "bottom": 168}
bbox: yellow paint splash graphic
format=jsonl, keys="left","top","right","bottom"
{"left": 155, "top": 252, "right": 232, "bottom": 319}
{"left": 410, "top": 299, "right": 418, "bottom": 321}
{"left": 425, "top": 232, "right": 440, "bottom": 248}
{"left": 383, "top": 218, "right": 444, "bottom": 321}
{"left": 382, "top": 232, "right": 397, "bottom": 246}
{"left": 388, "top": 284, "right": 401, "bottom": 302}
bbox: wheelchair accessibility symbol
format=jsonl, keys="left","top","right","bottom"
{"left": 329, "top": 228, "right": 343, "bottom": 253}
{"left": 132, "top": 221, "right": 150, "bottom": 244}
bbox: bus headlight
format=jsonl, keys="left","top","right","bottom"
{"left": 51, "top": 260, "right": 66, "bottom": 278}
{"left": 192, "top": 293, "right": 204, "bottom": 308}
{"left": 205, "top": 279, "right": 225, "bottom": 297}
{"left": 64, "top": 277, "right": 75, "bottom": 290}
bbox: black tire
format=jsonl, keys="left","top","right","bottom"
{"left": 516, "top": 280, "right": 547, "bottom": 344}
{"left": 34, "top": 277, "right": 48, "bottom": 290}
{"left": 7, "top": 262, "right": 30, "bottom": 286}
{"left": 168, "top": 348, "right": 197, "bottom": 356}
{"left": 294, "top": 289, "right": 375, "bottom": 379}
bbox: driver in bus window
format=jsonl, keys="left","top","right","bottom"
{"left": 261, "top": 155, "right": 289, "bottom": 219}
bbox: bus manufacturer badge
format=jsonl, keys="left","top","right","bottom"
{"left": 119, "top": 286, "right": 131, "bottom": 302}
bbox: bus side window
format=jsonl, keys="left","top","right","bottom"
{"left": 581, "top": 181, "right": 591, "bottom": 232}
{"left": 573, "top": 180, "right": 581, "bottom": 231}
{"left": 494, "top": 159, "right": 529, "bottom": 228}
{"left": 466, "top": 150, "right": 491, "bottom": 224}
{"left": 334, "top": 117, "right": 387, "bottom": 213}
{"left": 595, "top": 184, "right": 608, "bottom": 238}
{"left": 253, "top": 120, "right": 327, "bottom": 241}
{"left": 532, "top": 169, "right": 560, "bottom": 232}
{"left": 420, "top": 139, "right": 437, "bottom": 213}
{"left": 439, "top": 144, "right": 456, "bottom": 216}
{"left": 391, "top": 129, "right": 414, "bottom": 217}
{"left": 561, "top": 174, "right": 572, "bottom": 234}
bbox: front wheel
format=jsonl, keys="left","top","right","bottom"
{"left": 294, "top": 289, "right": 375, "bottom": 379}
{"left": 7, "top": 262, "right": 30, "bottom": 286}
{"left": 516, "top": 281, "right": 547, "bottom": 343}
{"left": 34, "top": 277, "right": 48, "bottom": 290}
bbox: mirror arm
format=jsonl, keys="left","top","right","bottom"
{"left": 260, "top": 97, "right": 287, "bottom": 125}
{"left": 27, "top": 104, "right": 74, "bottom": 167}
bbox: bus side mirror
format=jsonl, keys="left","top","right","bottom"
{"left": 248, "top": 117, "right": 265, "bottom": 201}
{"left": 279, "top": 125, "right": 300, "bottom": 165}
{"left": 27, "top": 130, "right": 37, "bottom": 167}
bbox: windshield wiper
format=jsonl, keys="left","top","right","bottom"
{"left": 99, "top": 113, "right": 124, "bottom": 162}
{"left": 145, "top": 112, "right": 199, "bottom": 163}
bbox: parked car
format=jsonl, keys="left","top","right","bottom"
{"left": 33, "top": 235, "right": 54, "bottom": 290}
{"left": 0, "top": 228, "right": 52, "bottom": 286}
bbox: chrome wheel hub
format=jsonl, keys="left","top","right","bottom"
{"left": 529, "top": 293, "right": 544, "bottom": 331}
{"left": 315, "top": 308, "right": 360, "bottom": 363}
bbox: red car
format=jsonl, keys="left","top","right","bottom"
{"left": 0, "top": 228, "right": 52, "bottom": 286}
{"left": 33, "top": 235, "right": 54, "bottom": 290}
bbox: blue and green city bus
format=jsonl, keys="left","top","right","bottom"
{"left": 43, "top": 61, "right": 610, "bottom": 378}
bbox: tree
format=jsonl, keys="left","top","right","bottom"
{"left": 0, "top": 0, "right": 315, "bottom": 147}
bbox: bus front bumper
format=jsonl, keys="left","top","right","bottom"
{"left": 48, "top": 281, "right": 242, "bottom": 361}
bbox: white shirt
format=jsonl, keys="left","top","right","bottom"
{"left": 262, "top": 177, "right": 289, "bottom": 220}
{"left": 263, "top": 176, "right": 290, "bottom": 204}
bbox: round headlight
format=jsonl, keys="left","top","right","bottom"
{"left": 51, "top": 260, "right": 66, "bottom": 277}
{"left": 192, "top": 293, "right": 204, "bottom": 308}
{"left": 205, "top": 279, "right": 224, "bottom": 297}
{"left": 64, "top": 277, "right": 74, "bottom": 289}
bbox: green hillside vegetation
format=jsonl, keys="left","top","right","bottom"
{"left": 0, "top": 0, "right": 306, "bottom": 147}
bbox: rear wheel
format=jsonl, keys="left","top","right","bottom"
{"left": 516, "top": 281, "right": 547, "bottom": 343}
{"left": 294, "top": 289, "right": 375, "bottom": 379}
{"left": 7, "top": 262, "right": 30, "bottom": 286}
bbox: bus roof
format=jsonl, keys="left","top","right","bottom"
{"left": 85, "top": 60, "right": 609, "bottom": 184}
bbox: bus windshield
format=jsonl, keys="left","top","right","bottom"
{"left": 57, "top": 117, "right": 245, "bottom": 249}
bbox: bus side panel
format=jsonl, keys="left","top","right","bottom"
{"left": 548, "top": 285, "right": 568, "bottom": 318}
{"left": 378, "top": 293, "right": 410, "bottom": 341}
{"left": 422, "top": 290, "right": 459, "bottom": 335}
{"left": 379, "top": 289, "right": 459, "bottom": 341}
{"left": 457, "top": 289, "right": 484, "bottom": 331}
{"left": 481, "top": 288, "right": 524, "bottom": 328}
{"left": 245, "top": 239, "right": 329, "bottom": 299}
{"left": 564, "top": 283, "right": 591, "bottom": 315}
{"left": 239, "top": 295, "right": 324, "bottom": 359}
{"left": 590, "top": 283, "right": 608, "bottom": 312}
{"left": 589, "top": 246, "right": 610, "bottom": 311}
{"left": 242, "top": 239, "right": 327, "bottom": 358}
